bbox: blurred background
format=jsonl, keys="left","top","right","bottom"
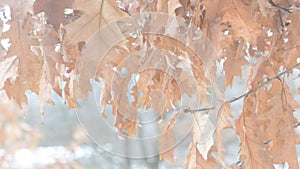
{"left": 0, "top": 86, "right": 192, "bottom": 169}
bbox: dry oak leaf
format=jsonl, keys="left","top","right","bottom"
{"left": 33, "top": 0, "right": 74, "bottom": 30}
{"left": 66, "top": 0, "right": 127, "bottom": 100}
{"left": 3, "top": 18, "right": 43, "bottom": 105}
{"left": 252, "top": 57, "right": 277, "bottom": 87}
{"left": 185, "top": 141, "right": 218, "bottom": 169}
{"left": 203, "top": 0, "right": 262, "bottom": 86}
{"left": 196, "top": 148, "right": 219, "bottom": 169}
{"left": 3, "top": 11, "right": 65, "bottom": 110}
{"left": 235, "top": 81, "right": 300, "bottom": 169}
{"left": 0, "top": 0, "right": 33, "bottom": 22}
{"left": 64, "top": 0, "right": 127, "bottom": 44}
{"left": 223, "top": 38, "right": 248, "bottom": 86}
{"left": 263, "top": 84, "right": 299, "bottom": 168}
{"left": 193, "top": 113, "right": 214, "bottom": 160}
{"left": 235, "top": 94, "right": 273, "bottom": 169}
{"left": 221, "top": 1, "right": 262, "bottom": 86}
{"left": 222, "top": 0, "right": 261, "bottom": 43}
{"left": 0, "top": 55, "right": 19, "bottom": 89}
{"left": 279, "top": 13, "right": 300, "bottom": 68}
{"left": 215, "top": 102, "right": 233, "bottom": 166}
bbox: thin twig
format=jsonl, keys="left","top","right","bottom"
{"left": 268, "top": 0, "right": 291, "bottom": 13}
{"left": 294, "top": 123, "right": 300, "bottom": 128}
{"left": 280, "top": 45, "right": 300, "bottom": 51}
{"left": 264, "top": 139, "right": 272, "bottom": 144}
{"left": 183, "top": 106, "right": 215, "bottom": 113}
{"left": 184, "top": 62, "right": 300, "bottom": 113}
{"left": 236, "top": 160, "right": 244, "bottom": 167}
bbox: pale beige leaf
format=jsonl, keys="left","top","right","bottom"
{"left": 194, "top": 114, "right": 214, "bottom": 160}
{"left": 0, "top": 55, "right": 18, "bottom": 88}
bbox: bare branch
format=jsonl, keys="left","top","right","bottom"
{"left": 268, "top": 0, "right": 291, "bottom": 13}
{"left": 185, "top": 62, "right": 300, "bottom": 113}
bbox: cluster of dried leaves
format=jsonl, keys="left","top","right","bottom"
{"left": 1, "top": 0, "right": 300, "bottom": 168}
